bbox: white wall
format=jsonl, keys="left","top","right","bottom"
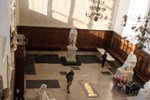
{"left": 112, "top": 0, "right": 131, "bottom": 35}
{"left": 0, "top": 36, "right": 2, "bottom": 88}
{"left": 18, "top": 0, "right": 116, "bottom": 30}
{"left": 113, "top": 0, "right": 150, "bottom": 36}
{"left": 0, "top": 0, "right": 11, "bottom": 88}
{"left": 112, "top": 0, "right": 150, "bottom": 54}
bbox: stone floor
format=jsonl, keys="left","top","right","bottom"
{"left": 24, "top": 51, "right": 131, "bottom": 100}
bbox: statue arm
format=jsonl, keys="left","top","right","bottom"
{"left": 44, "top": 91, "right": 50, "bottom": 100}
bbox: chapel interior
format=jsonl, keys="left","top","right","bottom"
{"left": 0, "top": 0, "right": 150, "bottom": 100}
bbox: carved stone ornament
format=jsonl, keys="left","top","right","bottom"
{"left": 10, "top": 0, "right": 16, "bottom": 20}
{"left": 10, "top": 30, "right": 17, "bottom": 52}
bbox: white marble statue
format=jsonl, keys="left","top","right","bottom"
{"left": 114, "top": 51, "right": 137, "bottom": 81}
{"left": 69, "top": 27, "right": 77, "bottom": 47}
{"left": 126, "top": 80, "right": 150, "bottom": 100}
{"left": 136, "top": 80, "right": 150, "bottom": 100}
{"left": 35, "top": 84, "right": 50, "bottom": 100}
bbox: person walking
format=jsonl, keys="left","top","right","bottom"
{"left": 101, "top": 51, "right": 107, "bottom": 67}
{"left": 66, "top": 69, "right": 74, "bottom": 94}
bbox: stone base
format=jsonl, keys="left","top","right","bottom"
{"left": 66, "top": 45, "right": 78, "bottom": 62}
{"left": 66, "top": 57, "right": 76, "bottom": 62}
{"left": 126, "top": 96, "right": 136, "bottom": 100}
{"left": 60, "top": 57, "right": 81, "bottom": 66}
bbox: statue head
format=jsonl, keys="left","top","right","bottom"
{"left": 127, "top": 51, "right": 137, "bottom": 63}
{"left": 131, "top": 55, "right": 137, "bottom": 63}
{"left": 70, "top": 27, "right": 77, "bottom": 35}
{"left": 129, "top": 51, "right": 134, "bottom": 57}
{"left": 40, "top": 84, "right": 47, "bottom": 90}
{"left": 130, "top": 51, "right": 133, "bottom": 54}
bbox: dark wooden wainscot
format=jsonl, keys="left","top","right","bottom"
{"left": 107, "top": 32, "right": 135, "bottom": 63}
{"left": 134, "top": 49, "right": 150, "bottom": 83}
{"left": 17, "top": 26, "right": 112, "bottom": 51}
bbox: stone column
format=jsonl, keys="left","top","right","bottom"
{"left": 7, "top": 55, "right": 14, "bottom": 88}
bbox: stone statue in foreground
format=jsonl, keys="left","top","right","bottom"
{"left": 35, "top": 84, "right": 50, "bottom": 100}
{"left": 114, "top": 51, "right": 137, "bottom": 81}
{"left": 136, "top": 80, "right": 150, "bottom": 100}
{"left": 126, "top": 80, "right": 150, "bottom": 100}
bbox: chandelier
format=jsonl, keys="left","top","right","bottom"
{"left": 131, "top": 15, "right": 150, "bottom": 50}
{"left": 85, "top": 0, "right": 107, "bottom": 21}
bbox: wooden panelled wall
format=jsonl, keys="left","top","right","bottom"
{"left": 17, "top": 26, "right": 112, "bottom": 51}
{"left": 107, "top": 32, "right": 136, "bottom": 63}
{"left": 107, "top": 32, "right": 150, "bottom": 83}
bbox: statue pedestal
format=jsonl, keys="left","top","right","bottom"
{"left": 126, "top": 96, "right": 136, "bottom": 100}
{"left": 66, "top": 46, "right": 78, "bottom": 62}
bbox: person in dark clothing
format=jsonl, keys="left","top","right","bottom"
{"left": 66, "top": 69, "right": 74, "bottom": 94}
{"left": 101, "top": 51, "right": 107, "bottom": 67}
{"left": 14, "top": 89, "right": 24, "bottom": 100}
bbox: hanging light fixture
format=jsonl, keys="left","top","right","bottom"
{"left": 85, "top": 0, "right": 107, "bottom": 21}
{"left": 131, "top": 15, "right": 150, "bottom": 50}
